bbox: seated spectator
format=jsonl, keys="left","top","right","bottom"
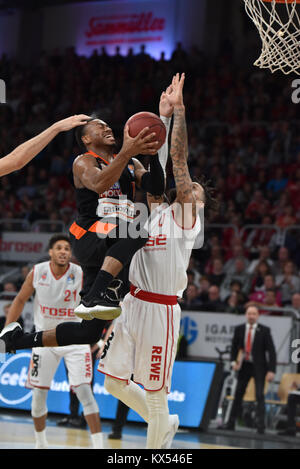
{"left": 276, "top": 205, "right": 297, "bottom": 229}
{"left": 287, "top": 292, "right": 300, "bottom": 313}
{"left": 204, "top": 245, "right": 223, "bottom": 275}
{"left": 221, "top": 257, "right": 252, "bottom": 299}
{"left": 197, "top": 276, "right": 211, "bottom": 304}
{"left": 1, "top": 282, "right": 17, "bottom": 300}
{"left": 249, "top": 274, "right": 282, "bottom": 306}
{"left": 222, "top": 218, "right": 245, "bottom": 255}
{"left": 202, "top": 285, "right": 226, "bottom": 312}
{"left": 223, "top": 243, "right": 249, "bottom": 274}
{"left": 16, "top": 265, "right": 31, "bottom": 290}
{"left": 250, "top": 260, "right": 273, "bottom": 292}
{"left": 276, "top": 261, "right": 300, "bottom": 306}
{"left": 266, "top": 167, "right": 288, "bottom": 194}
{"left": 207, "top": 258, "right": 226, "bottom": 287}
{"left": 180, "top": 284, "right": 202, "bottom": 311}
{"left": 272, "top": 246, "right": 290, "bottom": 276}
{"left": 244, "top": 215, "right": 276, "bottom": 255}
{"left": 246, "top": 289, "right": 281, "bottom": 315}
{"left": 225, "top": 291, "right": 245, "bottom": 315}
{"left": 247, "top": 245, "right": 274, "bottom": 275}
{"left": 245, "top": 190, "right": 271, "bottom": 223}
{"left": 0, "top": 303, "right": 23, "bottom": 332}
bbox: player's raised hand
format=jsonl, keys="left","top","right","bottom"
{"left": 159, "top": 84, "right": 174, "bottom": 118}
{"left": 122, "top": 125, "right": 159, "bottom": 157}
{"left": 165, "top": 73, "right": 185, "bottom": 107}
{"left": 54, "top": 114, "right": 91, "bottom": 132}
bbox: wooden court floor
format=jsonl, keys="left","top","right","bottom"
{"left": 0, "top": 411, "right": 238, "bottom": 450}
{"left": 1, "top": 410, "right": 300, "bottom": 450}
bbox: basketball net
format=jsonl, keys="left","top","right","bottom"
{"left": 243, "top": 0, "right": 300, "bottom": 74}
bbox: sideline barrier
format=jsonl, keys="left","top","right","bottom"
{"left": 0, "top": 352, "right": 221, "bottom": 429}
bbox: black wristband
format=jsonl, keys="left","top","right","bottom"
{"left": 140, "top": 154, "right": 165, "bottom": 195}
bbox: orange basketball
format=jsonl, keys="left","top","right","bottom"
{"left": 126, "top": 111, "right": 166, "bottom": 150}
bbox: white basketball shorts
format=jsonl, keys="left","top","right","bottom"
{"left": 27, "top": 344, "right": 93, "bottom": 389}
{"left": 98, "top": 292, "right": 180, "bottom": 392}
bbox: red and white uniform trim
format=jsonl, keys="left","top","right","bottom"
{"left": 98, "top": 203, "right": 203, "bottom": 391}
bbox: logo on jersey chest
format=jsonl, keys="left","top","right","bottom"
{"left": 99, "top": 181, "right": 123, "bottom": 199}
{"left": 67, "top": 273, "right": 75, "bottom": 284}
{"left": 38, "top": 271, "right": 50, "bottom": 286}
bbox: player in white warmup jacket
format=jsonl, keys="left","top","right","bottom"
{"left": 99, "top": 73, "right": 216, "bottom": 449}
{"left": 4, "top": 234, "right": 103, "bottom": 449}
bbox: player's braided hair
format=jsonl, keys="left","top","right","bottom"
{"left": 196, "top": 175, "right": 219, "bottom": 215}
{"left": 166, "top": 175, "right": 219, "bottom": 216}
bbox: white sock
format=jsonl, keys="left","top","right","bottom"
{"left": 145, "top": 389, "right": 169, "bottom": 449}
{"left": 34, "top": 429, "right": 48, "bottom": 449}
{"left": 91, "top": 432, "right": 103, "bottom": 449}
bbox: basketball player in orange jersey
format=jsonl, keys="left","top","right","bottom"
{"left": 99, "top": 73, "right": 217, "bottom": 449}
{"left": 70, "top": 88, "right": 174, "bottom": 321}
{"left": 0, "top": 114, "right": 90, "bottom": 177}
{"left": 0, "top": 85, "right": 174, "bottom": 354}
{"left": 5, "top": 234, "right": 104, "bottom": 449}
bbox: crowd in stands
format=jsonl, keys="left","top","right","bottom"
{"left": 0, "top": 41, "right": 299, "bottom": 316}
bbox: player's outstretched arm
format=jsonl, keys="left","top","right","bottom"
{"left": 5, "top": 271, "right": 35, "bottom": 326}
{"left": 167, "top": 73, "right": 199, "bottom": 227}
{"left": 0, "top": 114, "right": 91, "bottom": 177}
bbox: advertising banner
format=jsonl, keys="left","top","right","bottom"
{"left": 42, "top": 0, "right": 176, "bottom": 59}
{"left": 181, "top": 311, "right": 293, "bottom": 364}
{"left": 0, "top": 232, "right": 52, "bottom": 263}
{"left": 0, "top": 351, "right": 217, "bottom": 428}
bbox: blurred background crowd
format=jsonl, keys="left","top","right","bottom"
{"left": 0, "top": 40, "right": 299, "bottom": 316}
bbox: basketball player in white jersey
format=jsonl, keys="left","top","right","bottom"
{"left": 0, "top": 114, "right": 90, "bottom": 177}
{"left": 4, "top": 234, "right": 103, "bottom": 449}
{"left": 99, "top": 73, "right": 217, "bottom": 449}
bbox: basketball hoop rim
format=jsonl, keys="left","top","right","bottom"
{"left": 262, "top": 0, "right": 300, "bottom": 3}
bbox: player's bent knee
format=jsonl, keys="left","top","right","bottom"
{"left": 104, "top": 375, "right": 126, "bottom": 396}
{"left": 74, "top": 383, "right": 99, "bottom": 416}
{"left": 31, "top": 388, "right": 48, "bottom": 418}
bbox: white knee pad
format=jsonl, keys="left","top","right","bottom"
{"left": 74, "top": 384, "right": 99, "bottom": 416}
{"left": 31, "top": 388, "right": 48, "bottom": 418}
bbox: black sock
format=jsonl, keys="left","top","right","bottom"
{"left": 84, "top": 270, "right": 114, "bottom": 302}
{"left": 14, "top": 330, "right": 43, "bottom": 350}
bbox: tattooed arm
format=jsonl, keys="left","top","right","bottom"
{"left": 167, "top": 73, "right": 202, "bottom": 228}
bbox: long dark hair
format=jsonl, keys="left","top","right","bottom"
{"left": 166, "top": 175, "right": 219, "bottom": 216}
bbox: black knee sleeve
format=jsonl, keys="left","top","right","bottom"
{"left": 56, "top": 319, "right": 106, "bottom": 346}
{"left": 106, "top": 232, "right": 148, "bottom": 266}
